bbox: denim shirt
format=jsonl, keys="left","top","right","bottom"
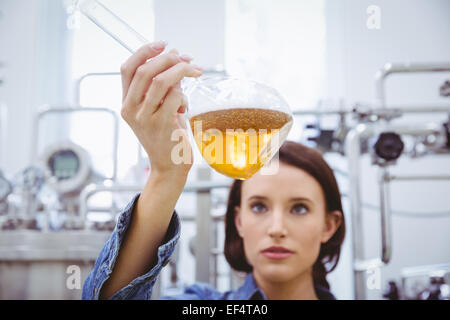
{"left": 82, "top": 193, "right": 336, "bottom": 300}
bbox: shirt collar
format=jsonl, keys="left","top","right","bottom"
{"left": 234, "top": 273, "right": 268, "bottom": 300}
{"left": 234, "top": 273, "right": 336, "bottom": 300}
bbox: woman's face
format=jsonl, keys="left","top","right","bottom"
{"left": 234, "top": 162, "right": 341, "bottom": 283}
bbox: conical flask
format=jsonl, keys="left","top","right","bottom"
{"left": 183, "top": 76, "right": 293, "bottom": 180}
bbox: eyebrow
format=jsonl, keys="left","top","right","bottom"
{"left": 247, "top": 195, "right": 313, "bottom": 203}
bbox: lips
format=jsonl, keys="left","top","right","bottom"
{"left": 261, "top": 246, "right": 294, "bottom": 259}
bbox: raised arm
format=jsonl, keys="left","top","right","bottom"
{"left": 99, "top": 41, "right": 203, "bottom": 299}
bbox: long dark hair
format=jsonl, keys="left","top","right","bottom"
{"left": 223, "top": 141, "right": 346, "bottom": 290}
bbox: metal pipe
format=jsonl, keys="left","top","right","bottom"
{"left": 78, "top": 180, "right": 232, "bottom": 227}
{"left": 345, "top": 123, "right": 374, "bottom": 299}
{"left": 74, "top": 71, "right": 147, "bottom": 184}
{"left": 345, "top": 120, "right": 450, "bottom": 299}
{"left": 195, "top": 166, "right": 212, "bottom": 284}
{"left": 387, "top": 174, "right": 450, "bottom": 182}
{"left": 375, "top": 62, "right": 450, "bottom": 110}
{"left": 379, "top": 166, "right": 392, "bottom": 264}
{"left": 84, "top": 205, "right": 225, "bottom": 222}
{"left": 75, "top": 72, "right": 120, "bottom": 105}
{"left": 78, "top": 184, "right": 141, "bottom": 228}
{"left": 388, "top": 122, "right": 444, "bottom": 136}
{"left": 291, "top": 105, "right": 450, "bottom": 116}
{"left": 184, "top": 180, "right": 232, "bottom": 192}
{"left": 31, "top": 106, "right": 119, "bottom": 182}
{"left": 0, "top": 103, "right": 7, "bottom": 168}
{"left": 345, "top": 123, "right": 399, "bottom": 297}
{"left": 376, "top": 105, "right": 450, "bottom": 114}
{"left": 78, "top": 175, "right": 231, "bottom": 287}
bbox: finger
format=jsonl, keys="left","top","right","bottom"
{"left": 160, "top": 87, "right": 187, "bottom": 117}
{"left": 120, "top": 41, "right": 167, "bottom": 101}
{"left": 125, "top": 50, "right": 193, "bottom": 107}
{"left": 125, "top": 52, "right": 181, "bottom": 106}
{"left": 173, "top": 55, "right": 194, "bottom": 91}
{"left": 155, "top": 89, "right": 188, "bottom": 134}
{"left": 142, "top": 62, "right": 203, "bottom": 116}
{"left": 169, "top": 48, "right": 179, "bottom": 55}
{"left": 177, "top": 94, "right": 188, "bottom": 114}
{"left": 136, "top": 87, "right": 183, "bottom": 131}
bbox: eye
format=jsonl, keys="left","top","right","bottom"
{"left": 250, "top": 202, "right": 267, "bottom": 213}
{"left": 292, "top": 203, "right": 308, "bottom": 215}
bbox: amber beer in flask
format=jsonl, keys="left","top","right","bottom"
{"left": 190, "top": 108, "right": 293, "bottom": 180}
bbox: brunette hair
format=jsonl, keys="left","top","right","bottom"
{"left": 223, "top": 141, "right": 346, "bottom": 290}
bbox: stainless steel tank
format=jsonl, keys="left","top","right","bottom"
{"left": 0, "top": 230, "right": 111, "bottom": 299}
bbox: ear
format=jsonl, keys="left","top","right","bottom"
{"left": 321, "top": 210, "right": 342, "bottom": 244}
{"left": 234, "top": 206, "right": 243, "bottom": 238}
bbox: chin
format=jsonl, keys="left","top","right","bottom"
{"left": 257, "top": 263, "right": 300, "bottom": 283}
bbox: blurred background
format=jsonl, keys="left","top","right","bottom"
{"left": 0, "top": 0, "right": 449, "bottom": 300}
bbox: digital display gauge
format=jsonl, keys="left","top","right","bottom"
{"left": 48, "top": 150, "right": 80, "bottom": 181}
{"left": 41, "top": 141, "right": 91, "bottom": 194}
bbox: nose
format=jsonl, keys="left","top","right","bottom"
{"left": 267, "top": 210, "right": 288, "bottom": 239}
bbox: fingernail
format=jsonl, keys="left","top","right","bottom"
{"left": 150, "top": 40, "right": 167, "bottom": 50}
{"left": 180, "top": 54, "right": 193, "bottom": 62}
{"left": 177, "top": 105, "right": 186, "bottom": 114}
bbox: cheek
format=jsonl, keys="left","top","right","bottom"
{"left": 292, "top": 216, "right": 324, "bottom": 252}
{"left": 239, "top": 210, "right": 259, "bottom": 233}
{"left": 239, "top": 213, "right": 264, "bottom": 262}
{"left": 241, "top": 217, "right": 262, "bottom": 243}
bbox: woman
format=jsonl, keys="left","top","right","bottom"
{"left": 82, "top": 41, "right": 345, "bottom": 300}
